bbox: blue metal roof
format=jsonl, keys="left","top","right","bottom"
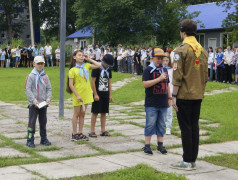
{"left": 187, "top": 2, "right": 236, "bottom": 30}
{"left": 67, "top": 26, "right": 93, "bottom": 38}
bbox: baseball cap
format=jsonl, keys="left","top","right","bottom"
{"left": 34, "top": 56, "right": 45, "bottom": 64}
{"left": 102, "top": 54, "right": 114, "bottom": 67}
{"left": 151, "top": 48, "right": 166, "bottom": 57}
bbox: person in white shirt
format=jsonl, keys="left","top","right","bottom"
{"left": 106, "top": 47, "right": 113, "bottom": 55}
{"left": 208, "top": 47, "right": 215, "bottom": 80}
{"left": 88, "top": 48, "right": 95, "bottom": 59}
{"left": 44, "top": 42, "right": 53, "bottom": 67}
{"left": 84, "top": 46, "right": 88, "bottom": 55}
{"left": 15, "top": 46, "right": 21, "bottom": 68}
{"left": 74, "top": 45, "right": 80, "bottom": 52}
{"left": 55, "top": 45, "right": 60, "bottom": 67}
{"left": 39, "top": 45, "right": 45, "bottom": 58}
{"left": 141, "top": 47, "right": 147, "bottom": 70}
{"left": 95, "top": 45, "right": 101, "bottom": 62}
{"left": 224, "top": 46, "right": 234, "bottom": 83}
{"left": 117, "top": 45, "right": 123, "bottom": 72}
{"left": 126, "top": 47, "right": 134, "bottom": 73}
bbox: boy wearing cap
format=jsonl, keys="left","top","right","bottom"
{"left": 89, "top": 54, "right": 114, "bottom": 137}
{"left": 25, "top": 56, "right": 52, "bottom": 147}
{"left": 142, "top": 48, "right": 171, "bottom": 155}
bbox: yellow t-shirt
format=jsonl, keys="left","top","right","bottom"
{"left": 68, "top": 63, "right": 94, "bottom": 106}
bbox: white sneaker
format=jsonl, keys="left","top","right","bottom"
{"left": 166, "top": 128, "right": 171, "bottom": 135}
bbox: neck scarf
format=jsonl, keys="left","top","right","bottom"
{"left": 183, "top": 36, "right": 203, "bottom": 58}
{"left": 75, "top": 62, "right": 89, "bottom": 81}
{"left": 31, "top": 68, "right": 45, "bottom": 89}
{"left": 100, "top": 64, "right": 110, "bottom": 78}
{"left": 149, "top": 62, "right": 164, "bottom": 74}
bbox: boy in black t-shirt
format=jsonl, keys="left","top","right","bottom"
{"left": 89, "top": 54, "right": 114, "bottom": 137}
{"left": 142, "top": 48, "right": 171, "bottom": 155}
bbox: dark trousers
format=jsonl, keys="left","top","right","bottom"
{"left": 113, "top": 57, "right": 118, "bottom": 72}
{"left": 217, "top": 66, "right": 224, "bottom": 82}
{"left": 27, "top": 105, "right": 48, "bottom": 141}
{"left": 176, "top": 99, "right": 202, "bottom": 162}
{"left": 224, "top": 64, "right": 232, "bottom": 83}
{"left": 134, "top": 61, "right": 141, "bottom": 75}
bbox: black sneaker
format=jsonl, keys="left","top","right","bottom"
{"left": 71, "top": 133, "right": 79, "bottom": 141}
{"left": 40, "top": 139, "right": 51, "bottom": 146}
{"left": 143, "top": 146, "right": 153, "bottom": 155}
{"left": 157, "top": 146, "right": 167, "bottom": 155}
{"left": 26, "top": 140, "right": 35, "bottom": 148}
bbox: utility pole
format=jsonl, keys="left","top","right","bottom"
{"left": 29, "top": 0, "right": 34, "bottom": 46}
{"left": 59, "top": 0, "right": 66, "bottom": 118}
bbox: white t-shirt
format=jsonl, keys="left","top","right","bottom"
{"left": 16, "top": 49, "right": 21, "bottom": 57}
{"left": 208, "top": 52, "right": 214, "bottom": 68}
{"left": 141, "top": 50, "right": 147, "bottom": 60}
{"left": 127, "top": 50, "right": 134, "bottom": 57}
{"left": 224, "top": 50, "right": 234, "bottom": 64}
{"left": 55, "top": 48, "right": 60, "bottom": 59}
{"left": 117, "top": 48, "right": 123, "bottom": 60}
{"left": 167, "top": 68, "right": 173, "bottom": 95}
{"left": 95, "top": 48, "right": 101, "bottom": 60}
{"left": 44, "top": 46, "right": 52, "bottom": 55}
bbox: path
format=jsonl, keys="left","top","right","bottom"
{"left": 0, "top": 100, "right": 238, "bottom": 179}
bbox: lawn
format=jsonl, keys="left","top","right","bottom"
{"left": 0, "top": 67, "right": 134, "bottom": 102}
{"left": 76, "top": 164, "right": 187, "bottom": 180}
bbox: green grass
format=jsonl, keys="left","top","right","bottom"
{"left": 74, "top": 164, "right": 187, "bottom": 180}
{"left": 205, "top": 81, "right": 237, "bottom": 92}
{"left": 201, "top": 153, "right": 238, "bottom": 170}
{"left": 112, "top": 77, "right": 144, "bottom": 104}
{"left": 0, "top": 67, "right": 135, "bottom": 102}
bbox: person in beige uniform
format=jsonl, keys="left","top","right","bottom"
{"left": 170, "top": 19, "right": 208, "bottom": 170}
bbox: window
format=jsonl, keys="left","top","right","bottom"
{"left": 26, "top": 15, "right": 29, "bottom": 20}
{"left": 80, "top": 40, "right": 86, "bottom": 48}
{"left": 27, "top": 35, "right": 30, "bottom": 38}
{"left": 195, "top": 34, "right": 205, "bottom": 47}
{"left": 1, "top": 34, "right": 4, "bottom": 38}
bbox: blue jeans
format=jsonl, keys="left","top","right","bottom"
{"left": 12, "top": 57, "right": 16, "bottom": 67}
{"left": 127, "top": 57, "right": 132, "bottom": 73}
{"left": 46, "top": 54, "right": 53, "bottom": 67}
{"left": 144, "top": 107, "right": 167, "bottom": 137}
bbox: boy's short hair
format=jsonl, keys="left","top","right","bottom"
{"left": 179, "top": 19, "right": 197, "bottom": 36}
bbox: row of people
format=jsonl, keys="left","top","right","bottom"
{"left": 0, "top": 43, "right": 61, "bottom": 68}
{"left": 208, "top": 46, "right": 238, "bottom": 84}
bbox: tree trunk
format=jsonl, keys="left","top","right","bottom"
{"left": 3, "top": 6, "right": 14, "bottom": 41}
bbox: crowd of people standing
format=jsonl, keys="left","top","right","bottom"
{"left": 0, "top": 42, "right": 61, "bottom": 68}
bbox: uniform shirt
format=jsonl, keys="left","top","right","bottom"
{"left": 91, "top": 67, "right": 112, "bottom": 98}
{"left": 27, "top": 48, "right": 33, "bottom": 58}
{"left": 172, "top": 43, "right": 208, "bottom": 100}
{"left": 216, "top": 53, "right": 224, "bottom": 67}
{"left": 143, "top": 66, "right": 170, "bottom": 107}
{"left": 33, "top": 49, "right": 39, "bottom": 56}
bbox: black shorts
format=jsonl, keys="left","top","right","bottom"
{"left": 91, "top": 98, "right": 109, "bottom": 114}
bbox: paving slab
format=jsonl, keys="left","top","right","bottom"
{"left": 0, "top": 147, "right": 30, "bottom": 158}
{"left": 199, "top": 119, "right": 209, "bottom": 123}
{"left": 169, "top": 147, "right": 220, "bottom": 158}
{"left": 38, "top": 144, "right": 99, "bottom": 158}
{"left": 0, "top": 124, "right": 26, "bottom": 134}
{"left": 199, "top": 141, "right": 238, "bottom": 154}
{"left": 106, "top": 124, "right": 142, "bottom": 131}
{"left": 186, "top": 168, "right": 238, "bottom": 180}
{"left": 0, "top": 119, "right": 17, "bottom": 125}
{"left": 206, "top": 123, "right": 220, "bottom": 127}
{"left": 125, "top": 119, "right": 145, "bottom": 125}
{"left": 90, "top": 136, "right": 144, "bottom": 152}
{"left": 200, "top": 136, "right": 210, "bottom": 140}
{"left": 22, "top": 157, "right": 123, "bottom": 179}
{"left": 0, "top": 166, "right": 42, "bottom": 180}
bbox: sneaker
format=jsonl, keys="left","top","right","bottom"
{"left": 26, "top": 140, "right": 35, "bottom": 148}
{"left": 166, "top": 128, "right": 171, "bottom": 135}
{"left": 71, "top": 133, "right": 79, "bottom": 141}
{"left": 157, "top": 146, "right": 167, "bottom": 155}
{"left": 170, "top": 161, "right": 192, "bottom": 171}
{"left": 40, "top": 139, "right": 51, "bottom": 146}
{"left": 191, "top": 162, "right": 196, "bottom": 170}
{"left": 143, "top": 146, "right": 153, "bottom": 155}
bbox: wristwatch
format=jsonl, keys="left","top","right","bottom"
{"left": 172, "top": 94, "right": 177, "bottom": 97}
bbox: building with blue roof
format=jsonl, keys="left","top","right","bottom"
{"left": 187, "top": 2, "right": 237, "bottom": 50}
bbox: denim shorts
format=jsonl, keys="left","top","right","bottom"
{"left": 235, "top": 64, "right": 238, "bottom": 75}
{"left": 16, "top": 56, "right": 20, "bottom": 62}
{"left": 144, "top": 106, "right": 167, "bottom": 137}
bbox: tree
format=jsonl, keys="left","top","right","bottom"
{"left": 0, "top": 0, "right": 28, "bottom": 41}
{"left": 73, "top": 0, "right": 197, "bottom": 47}
{"left": 220, "top": 0, "right": 238, "bottom": 45}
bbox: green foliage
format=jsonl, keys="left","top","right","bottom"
{"left": 0, "top": 38, "right": 24, "bottom": 49}
{"left": 73, "top": 0, "right": 196, "bottom": 47}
